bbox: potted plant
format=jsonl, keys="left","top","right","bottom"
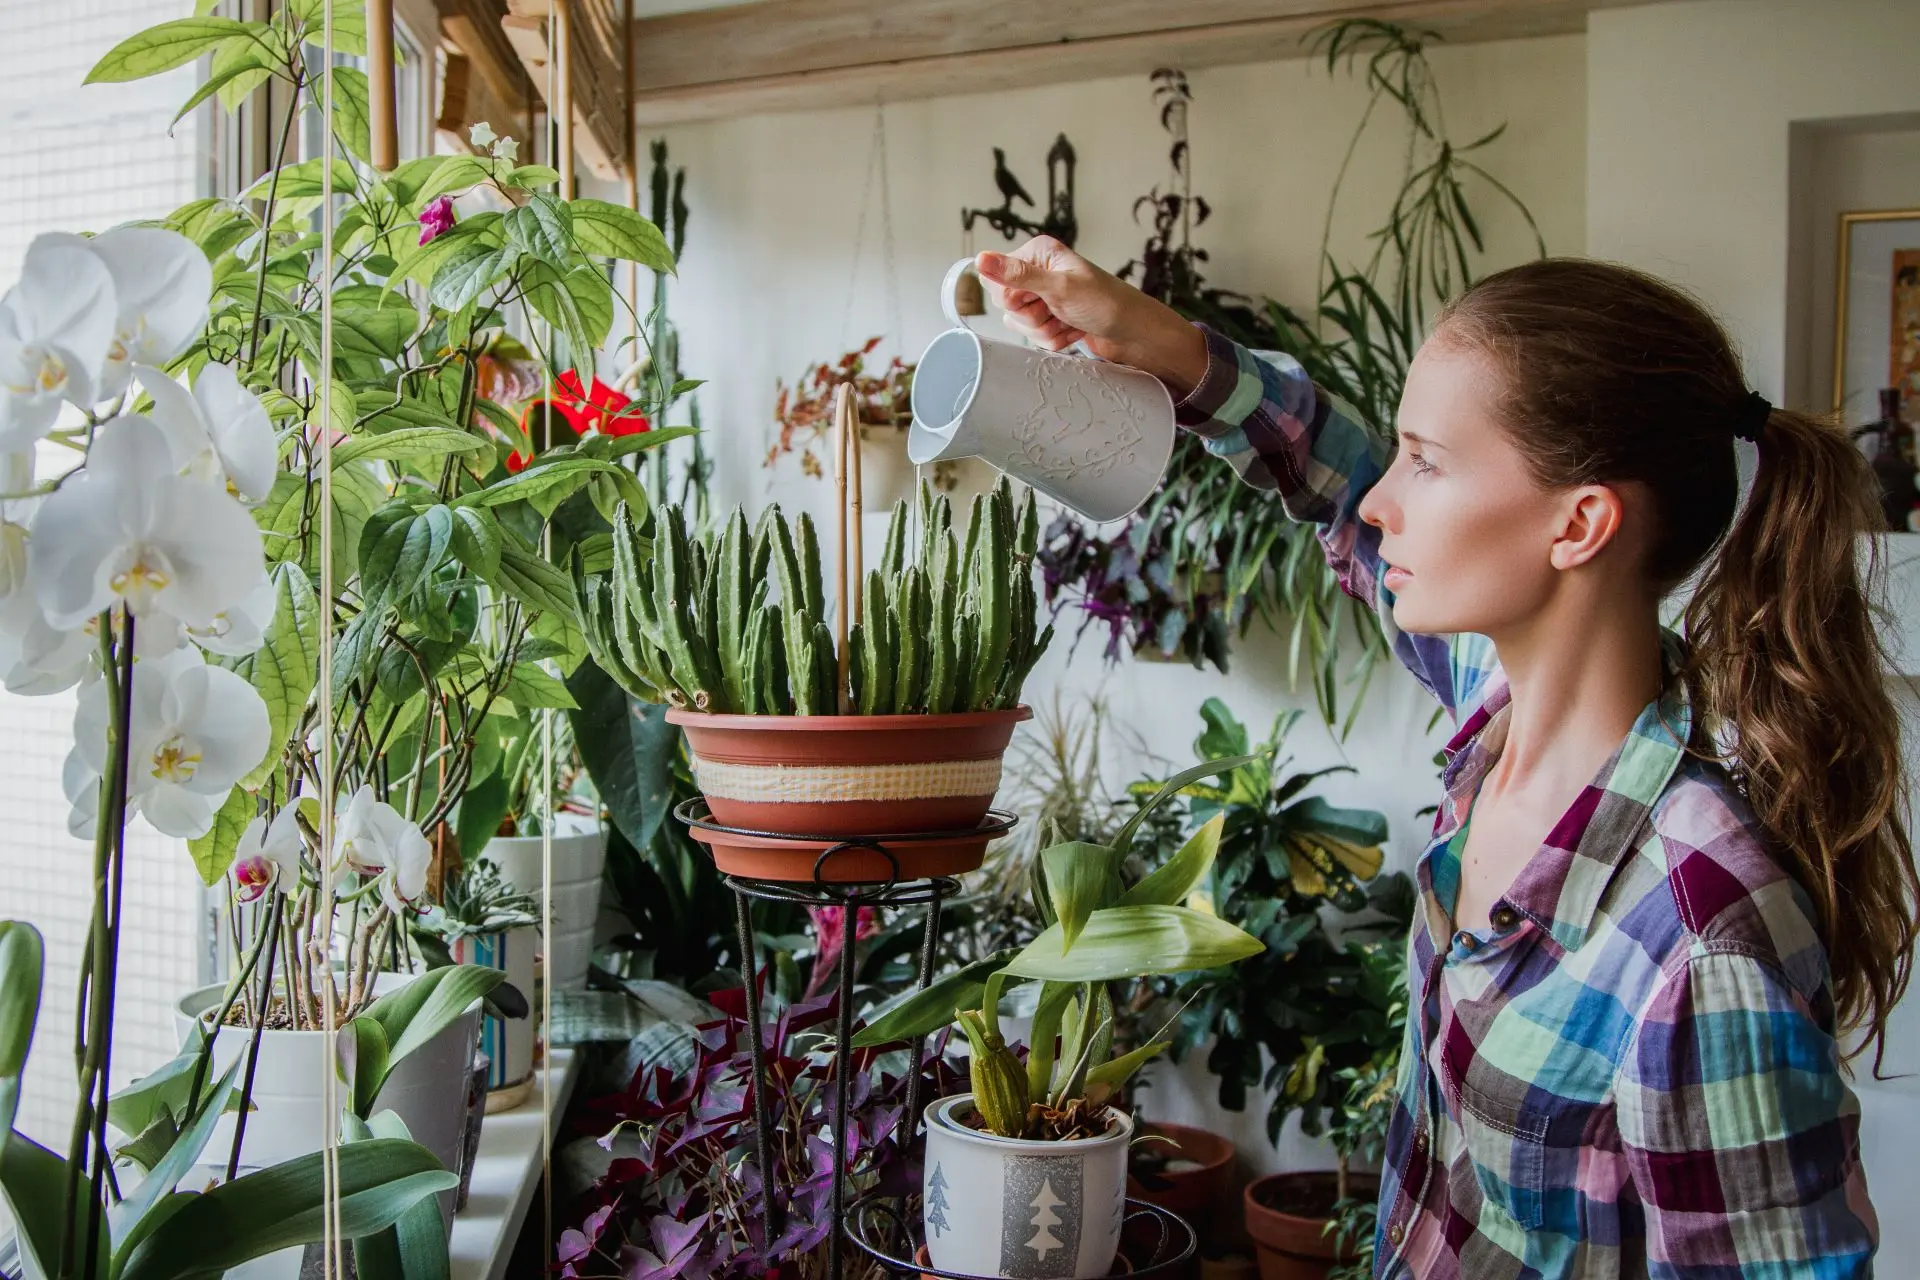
{"left": 575, "top": 477, "right": 1052, "bottom": 881}
{"left": 1128, "top": 701, "right": 1414, "bottom": 1280}
{"left": 459, "top": 711, "right": 611, "bottom": 993}
{"left": 852, "top": 757, "right": 1264, "bottom": 1278}
{"left": 421, "top": 858, "right": 543, "bottom": 1109}
{"left": 558, "top": 988, "right": 960, "bottom": 1277}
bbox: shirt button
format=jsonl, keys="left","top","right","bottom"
{"left": 1453, "top": 931, "right": 1477, "bottom": 952}
{"left": 1414, "top": 1131, "right": 1428, "bottom": 1154}
{"left": 1490, "top": 905, "right": 1520, "bottom": 931}
{"left": 1388, "top": 1223, "right": 1406, "bottom": 1246}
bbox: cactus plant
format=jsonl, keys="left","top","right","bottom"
{"left": 576, "top": 479, "right": 1053, "bottom": 716}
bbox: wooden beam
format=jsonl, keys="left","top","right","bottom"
{"left": 629, "top": 0, "right": 1655, "bottom": 127}
{"left": 439, "top": 0, "right": 534, "bottom": 118}
{"left": 368, "top": 0, "right": 399, "bottom": 169}
{"left": 504, "top": 0, "right": 629, "bottom": 181}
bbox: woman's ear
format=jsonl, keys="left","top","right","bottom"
{"left": 1548, "top": 484, "right": 1629, "bottom": 571}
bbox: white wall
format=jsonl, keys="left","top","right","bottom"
{"left": 1588, "top": 0, "right": 1920, "bottom": 1251}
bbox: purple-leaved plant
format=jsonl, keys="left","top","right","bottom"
{"left": 559, "top": 986, "right": 962, "bottom": 1280}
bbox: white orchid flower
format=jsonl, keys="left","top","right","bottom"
{"left": 40, "top": 228, "right": 211, "bottom": 401}
{"left": 0, "top": 238, "right": 116, "bottom": 450}
{"left": 136, "top": 363, "right": 276, "bottom": 505}
{"left": 182, "top": 573, "right": 276, "bottom": 658}
{"left": 0, "top": 611, "right": 95, "bottom": 695}
{"left": 63, "top": 646, "right": 270, "bottom": 839}
{"left": 31, "top": 413, "right": 264, "bottom": 631}
{"left": 334, "top": 785, "right": 432, "bottom": 912}
{"left": 468, "top": 121, "right": 496, "bottom": 149}
{"left": 492, "top": 136, "right": 519, "bottom": 164}
{"left": 232, "top": 804, "right": 305, "bottom": 903}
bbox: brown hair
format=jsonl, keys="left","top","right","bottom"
{"left": 1437, "top": 258, "right": 1917, "bottom": 1063}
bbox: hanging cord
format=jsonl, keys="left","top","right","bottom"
{"left": 540, "top": 6, "right": 562, "bottom": 1257}
{"left": 317, "top": 0, "right": 343, "bottom": 1275}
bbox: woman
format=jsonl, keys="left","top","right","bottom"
{"left": 975, "top": 237, "right": 1911, "bottom": 1278}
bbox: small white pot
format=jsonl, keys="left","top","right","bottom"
{"left": 485, "top": 815, "right": 607, "bottom": 992}
{"left": 922, "top": 1093, "right": 1132, "bottom": 1280}
{"left": 449, "top": 926, "right": 536, "bottom": 1095}
{"left": 172, "top": 972, "right": 480, "bottom": 1178}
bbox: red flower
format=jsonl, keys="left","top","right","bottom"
{"left": 508, "top": 372, "right": 648, "bottom": 471}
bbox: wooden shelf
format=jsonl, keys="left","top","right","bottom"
{"left": 623, "top": 0, "right": 1658, "bottom": 127}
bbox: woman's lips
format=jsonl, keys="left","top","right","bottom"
{"left": 1383, "top": 566, "right": 1412, "bottom": 590}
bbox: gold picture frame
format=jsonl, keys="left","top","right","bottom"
{"left": 1833, "top": 207, "right": 1920, "bottom": 419}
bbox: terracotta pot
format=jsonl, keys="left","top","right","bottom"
{"left": 1242, "top": 1173, "right": 1374, "bottom": 1280}
{"left": 1126, "top": 1121, "right": 1236, "bottom": 1218}
{"left": 669, "top": 707, "right": 1029, "bottom": 881}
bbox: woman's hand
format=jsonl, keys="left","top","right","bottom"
{"left": 974, "top": 237, "right": 1210, "bottom": 397}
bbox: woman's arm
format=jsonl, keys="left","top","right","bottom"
{"left": 977, "top": 237, "right": 1489, "bottom": 719}
{"left": 1616, "top": 948, "right": 1877, "bottom": 1278}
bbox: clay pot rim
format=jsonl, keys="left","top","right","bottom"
{"left": 912, "top": 1243, "right": 1135, "bottom": 1278}
{"left": 926, "top": 1093, "right": 1133, "bottom": 1153}
{"left": 1242, "top": 1170, "right": 1380, "bottom": 1230}
{"left": 667, "top": 705, "right": 1033, "bottom": 732}
{"left": 1131, "top": 1120, "right": 1236, "bottom": 1173}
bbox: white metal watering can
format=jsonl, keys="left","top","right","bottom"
{"left": 908, "top": 257, "right": 1176, "bottom": 523}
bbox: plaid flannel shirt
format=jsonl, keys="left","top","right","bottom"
{"left": 1174, "top": 326, "right": 1879, "bottom": 1279}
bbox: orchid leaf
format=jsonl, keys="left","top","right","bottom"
{"left": 1110, "top": 756, "right": 1254, "bottom": 858}
{"left": 114, "top": 1139, "right": 457, "bottom": 1280}
{"left": 1039, "top": 842, "right": 1121, "bottom": 953}
{"left": 850, "top": 951, "right": 1020, "bottom": 1047}
{"left": 0, "top": 922, "right": 43, "bottom": 1137}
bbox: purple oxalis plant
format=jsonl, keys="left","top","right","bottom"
{"left": 559, "top": 985, "right": 962, "bottom": 1280}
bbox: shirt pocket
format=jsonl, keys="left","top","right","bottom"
{"left": 1455, "top": 1078, "right": 1550, "bottom": 1230}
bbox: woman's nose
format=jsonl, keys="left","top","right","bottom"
{"left": 1358, "top": 478, "right": 1396, "bottom": 533}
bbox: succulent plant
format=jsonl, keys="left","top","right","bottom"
{"left": 576, "top": 479, "right": 1052, "bottom": 716}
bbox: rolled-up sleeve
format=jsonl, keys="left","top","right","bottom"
{"left": 1616, "top": 947, "right": 1877, "bottom": 1279}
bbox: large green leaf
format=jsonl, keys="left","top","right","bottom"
{"left": 113, "top": 1139, "right": 457, "bottom": 1280}
{"left": 347, "top": 1113, "right": 452, "bottom": 1280}
{"left": 428, "top": 241, "right": 515, "bottom": 313}
{"left": 565, "top": 664, "right": 669, "bottom": 854}
{"left": 0, "top": 1133, "right": 97, "bottom": 1280}
{"left": 490, "top": 538, "right": 575, "bottom": 619}
{"left": 333, "top": 426, "right": 486, "bottom": 469}
{"left": 354, "top": 966, "right": 504, "bottom": 1113}
{"left": 1284, "top": 795, "right": 1390, "bottom": 847}
{"left": 85, "top": 17, "right": 262, "bottom": 83}
{"left": 346, "top": 1017, "right": 391, "bottom": 1123}
{"left": 1120, "top": 813, "right": 1226, "bottom": 910}
{"left": 187, "top": 787, "right": 255, "bottom": 886}
{"left": 407, "top": 155, "right": 493, "bottom": 209}
{"left": 0, "top": 922, "right": 43, "bottom": 1136}
{"left": 850, "top": 951, "right": 1020, "bottom": 1047}
{"left": 233, "top": 561, "right": 320, "bottom": 792}
{"left": 1002, "top": 905, "right": 1263, "bottom": 983}
{"left": 1039, "top": 842, "right": 1121, "bottom": 954}
{"left": 504, "top": 195, "right": 573, "bottom": 267}
{"left": 108, "top": 1059, "right": 242, "bottom": 1250}
{"left": 1110, "top": 756, "right": 1254, "bottom": 858}
{"left": 242, "top": 156, "right": 359, "bottom": 203}
{"left": 328, "top": 66, "right": 373, "bottom": 164}
{"left": 567, "top": 200, "right": 675, "bottom": 272}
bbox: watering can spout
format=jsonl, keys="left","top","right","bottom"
{"left": 907, "top": 258, "right": 1176, "bottom": 524}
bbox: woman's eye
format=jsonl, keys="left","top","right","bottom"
{"left": 1407, "top": 451, "right": 1435, "bottom": 475}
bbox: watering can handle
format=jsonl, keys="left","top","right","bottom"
{"left": 941, "top": 256, "right": 1100, "bottom": 360}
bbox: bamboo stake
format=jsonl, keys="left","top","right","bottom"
{"left": 834, "top": 382, "right": 852, "bottom": 712}
{"left": 623, "top": 0, "right": 641, "bottom": 374}
{"left": 849, "top": 390, "right": 864, "bottom": 627}
{"left": 367, "top": 0, "right": 397, "bottom": 170}
{"left": 555, "top": 0, "right": 575, "bottom": 195}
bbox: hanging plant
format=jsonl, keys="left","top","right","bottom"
{"left": 1042, "top": 27, "right": 1545, "bottom": 733}
{"left": 765, "top": 336, "right": 916, "bottom": 478}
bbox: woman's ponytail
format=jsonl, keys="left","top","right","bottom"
{"left": 1439, "top": 259, "right": 1918, "bottom": 1064}
{"left": 1681, "top": 406, "right": 1917, "bottom": 1062}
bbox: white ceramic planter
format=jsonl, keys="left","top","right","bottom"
{"left": 485, "top": 815, "right": 607, "bottom": 992}
{"left": 172, "top": 972, "right": 480, "bottom": 1178}
{"left": 922, "top": 1093, "right": 1132, "bottom": 1280}
{"left": 450, "top": 926, "right": 536, "bottom": 1095}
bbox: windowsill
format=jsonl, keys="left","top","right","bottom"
{"left": 450, "top": 1047, "right": 581, "bottom": 1280}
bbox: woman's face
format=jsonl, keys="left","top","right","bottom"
{"left": 1356, "top": 339, "right": 1631, "bottom": 638}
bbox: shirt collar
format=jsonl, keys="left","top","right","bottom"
{"left": 1422, "top": 630, "right": 1693, "bottom": 954}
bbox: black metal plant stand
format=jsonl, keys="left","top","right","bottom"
{"left": 673, "top": 798, "right": 1019, "bottom": 1280}
{"left": 844, "top": 1194, "right": 1199, "bottom": 1279}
